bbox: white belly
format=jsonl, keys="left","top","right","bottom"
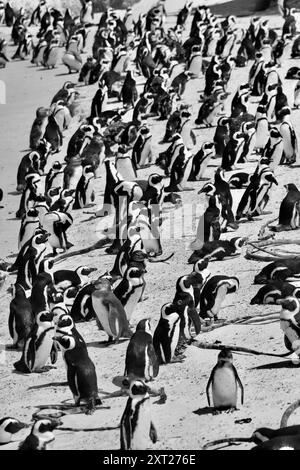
{"left": 212, "top": 368, "right": 237, "bottom": 408}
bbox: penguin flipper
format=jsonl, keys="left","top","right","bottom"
{"left": 233, "top": 366, "right": 244, "bottom": 405}
{"left": 206, "top": 369, "right": 214, "bottom": 407}
{"left": 50, "top": 342, "right": 58, "bottom": 364}
{"left": 120, "top": 400, "right": 132, "bottom": 450}
{"left": 150, "top": 421, "right": 158, "bottom": 443}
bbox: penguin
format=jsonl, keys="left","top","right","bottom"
{"left": 18, "top": 208, "right": 40, "bottom": 251}
{"left": 228, "top": 172, "right": 251, "bottom": 189}
{"left": 43, "top": 38, "right": 60, "bottom": 69}
{"left": 63, "top": 156, "right": 83, "bottom": 190}
{"left": 42, "top": 210, "right": 73, "bottom": 251}
{"left": 195, "top": 194, "right": 223, "bottom": 246}
{"left": 250, "top": 281, "right": 300, "bottom": 305}
{"left": 254, "top": 260, "right": 300, "bottom": 284}
{"left": 91, "top": 278, "right": 133, "bottom": 344}
{"left": 8, "top": 283, "right": 34, "bottom": 350}
{"left": 18, "top": 419, "right": 61, "bottom": 450}
{"left": 179, "top": 109, "right": 197, "bottom": 150}
{"left": 62, "top": 50, "right": 82, "bottom": 74}
{"left": 240, "top": 121, "right": 256, "bottom": 162}
{"left": 294, "top": 79, "right": 300, "bottom": 109}
{"left": 53, "top": 333, "right": 102, "bottom": 414}
{"left": 188, "top": 237, "right": 247, "bottom": 264}
{"left": 31, "top": 272, "right": 54, "bottom": 317}
{"left": 171, "top": 71, "right": 193, "bottom": 97}
{"left": 90, "top": 84, "right": 108, "bottom": 119}
{"left": 214, "top": 117, "right": 230, "bottom": 159}
{"left": 0, "top": 418, "right": 28, "bottom": 445}
{"left": 14, "top": 311, "right": 55, "bottom": 373}
{"left": 195, "top": 94, "right": 227, "bottom": 128}
{"left": 44, "top": 112, "right": 63, "bottom": 154}
{"left": 132, "top": 125, "right": 153, "bottom": 170}
{"left": 278, "top": 296, "right": 300, "bottom": 365}
{"left": 50, "top": 188, "right": 75, "bottom": 213}
{"left": 124, "top": 319, "right": 159, "bottom": 381}
{"left": 16, "top": 172, "right": 45, "bottom": 219}
{"left": 115, "top": 145, "right": 137, "bottom": 181}
{"left": 246, "top": 166, "right": 278, "bottom": 218}
{"left": 200, "top": 275, "right": 240, "bottom": 321}
{"left": 73, "top": 165, "right": 95, "bottom": 209}
{"left": 114, "top": 264, "right": 146, "bottom": 322}
{"left": 255, "top": 104, "right": 269, "bottom": 153}
{"left": 221, "top": 132, "right": 245, "bottom": 171}
{"left": 120, "top": 379, "right": 158, "bottom": 450}
{"left": 271, "top": 183, "right": 300, "bottom": 232}
{"left": 188, "top": 142, "right": 215, "bottom": 181}
{"left": 30, "top": 107, "right": 49, "bottom": 150}
{"left": 165, "top": 146, "right": 193, "bottom": 192}
{"left": 153, "top": 303, "right": 181, "bottom": 364}
{"left": 5, "top": 2, "right": 14, "bottom": 27}
{"left": 262, "top": 128, "right": 283, "bottom": 172}
{"left": 206, "top": 349, "right": 244, "bottom": 412}
{"left": 45, "top": 161, "right": 64, "bottom": 193}
{"left": 53, "top": 266, "right": 97, "bottom": 291}
{"left": 279, "top": 106, "right": 299, "bottom": 165}
{"left": 120, "top": 70, "right": 138, "bottom": 109}
{"left": 70, "top": 281, "right": 99, "bottom": 323}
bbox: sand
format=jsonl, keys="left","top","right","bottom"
{"left": 1, "top": 0, "right": 300, "bottom": 451}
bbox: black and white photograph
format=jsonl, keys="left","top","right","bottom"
{"left": 1, "top": 0, "right": 300, "bottom": 454}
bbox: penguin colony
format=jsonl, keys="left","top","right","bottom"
{"left": 3, "top": 0, "right": 300, "bottom": 452}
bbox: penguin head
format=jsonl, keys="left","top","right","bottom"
{"left": 278, "top": 106, "right": 291, "bottom": 120}
{"left": 203, "top": 142, "right": 216, "bottom": 155}
{"left": 129, "top": 380, "right": 148, "bottom": 399}
{"left": 55, "top": 314, "right": 74, "bottom": 333}
{"left": 28, "top": 419, "right": 61, "bottom": 446}
{"left": 0, "top": 418, "right": 28, "bottom": 443}
{"left": 37, "top": 311, "right": 54, "bottom": 326}
{"left": 161, "top": 303, "right": 180, "bottom": 321}
{"left": 218, "top": 348, "right": 233, "bottom": 363}
{"left": 231, "top": 237, "right": 248, "bottom": 250}
{"left": 52, "top": 161, "right": 63, "bottom": 172}
{"left": 148, "top": 173, "right": 164, "bottom": 187}
{"left": 76, "top": 266, "right": 97, "bottom": 277}
{"left": 284, "top": 183, "right": 299, "bottom": 193}
{"left": 47, "top": 187, "right": 61, "bottom": 198}
{"left": 270, "top": 128, "right": 281, "bottom": 140}
{"left": 198, "top": 182, "right": 215, "bottom": 197}
{"left": 94, "top": 277, "right": 112, "bottom": 292}
{"left": 136, "top": 318, "right": 152, "bottom": 335}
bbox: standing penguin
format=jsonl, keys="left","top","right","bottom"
{"left": 90, "top": 84, "right": 108, "bottom": 119}
{"left": 120, "top": 70, "right": 138, "bottom": 109}
{"left": 14, "top": 311, "right": 55, "bottom": 373}
{"left": 132, "top": 125, "right": 153, "bottom": 170}
{"left": 153, "top": 303, "right": 181, "bottom": 364}
{"left": 114, "top": 264, "right": 146, "bottom": 323}
{"left": 255, "top": 104, "right": 269, "bottom": 153}
{"left": 271, "top": 184, "right": 300, "bottom": 232}
{"left": 262, "top": 128, "right": 284, "bottom": 172}
{"left": 18, "top": 208, "right": 40, "bottom": 250}
{"left": 44, "top": 112, "right": 63, "bottom": 154}
{"left": 63, "top": 156, "right": 83, "bottom": 190}
{"left": 53, "top": 331, "right": 102, "bottom": 413}
{"left": 8, "top": 283, "right": 34, "bottom": 350}
{"left": 279, "top": 106, "right": 299, "bottom": 165}
{"left": 214, "top": 117, "right": 230, "bottom": 159}
{"left": 43, "top": 38, "right": 60, "bottom": 69}
{"left": 124, "top": 319, "right": 159, "bottom": 382}
{"left": 206, "top": 349, "right": 244, "bottom": 412}
{"left": 45, "top": 161, "right": 64, "bottom": 193}
{"left": 120, "top": 379, "right": 158, "bottom": 450}
{"left": 188, "top": 142, "right": 215, "bottom": 181}
{"left": 221, "top": 132, "right": 245, "bottom": 171}
{"left": 30, "top": 107, "right": 49, "bottom": 150}
{"left": 115, "top": 145, "right": 137, "bottom": 181}
{"left": 92, "top": 278, "right": 132, "bottom": 344}
{"left": 73, "top": 165, "right": 95, "bottom": 209}
{"left": 165, "top": 146, "right": 193, "bottom": 192}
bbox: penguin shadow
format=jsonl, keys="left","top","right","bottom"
{"left": 12, "top": 365, "right": 57, "bottom": 375}
{"left": 193, "top": 406, "right": 216, "bottom": 416}
{"left": 55, "top": 72, "right": 77, "bottom": 77}
{"left": 8, "top": 191, "right": 21, "bottom": 196}
{"left": 87, "top": 339, "right": 129, "bottom": 349}
{"left": 251, "top": 361, "right": 297, "bottom": 370}
{"left": 28, "top": 382, "right": 68, "bottom": 391}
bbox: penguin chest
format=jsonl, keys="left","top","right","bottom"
{"left": 92, "top": 295, "right": 115, "bottom": 337}
{"left": 130, "top": 402, "right": 152, "bottom": 450}
{"left": 212, "top": 367, "right": 238, "bottom": 408}
{"left": 69, "top": 166, "right": 83, "bottom": 190}
{"left": 181, "top": 154, "right": 194, "bottom": 186}
{"left": 188, "top": 55, "right": 202, "bottom": 77}
{"left": 256, "top": 120, "right": 269, "bottom": 148}
{"left": 169, "top": 321, "right": 180, "bottom": 359}
{"left": 140, "top": 138, "right": 152, "bottom": 166}
{"left": 210, "top": 284, "right": 228, "bottom": 317}
{"left": 116, "top": 156, "right": 136, "bottom": 181}
{"left": 27, "top": 327, "right": 54, "bottom": 370}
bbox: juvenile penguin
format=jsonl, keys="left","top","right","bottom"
{"left": 8, "top": 283, "right": 34, "bottom": 350}
{"left": 125, "top": 319, "right": 159, "bottom": 382}
{"left": 120, "top": 379, "right": 158, "bottom": 450}
{"left": 30, "top": 107, "right": 49, "bottom": 150}
{"left": 91, "top": 278, "right": 132, "bottom": 344}
{"left": 206, "top": 349, "right": 244, "bottom": 412}
{"left": 14, "top": 311, "right": 55, "bottom": 373}
{"left": 0, "top": 418, "right": 28, "bottom": 445}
